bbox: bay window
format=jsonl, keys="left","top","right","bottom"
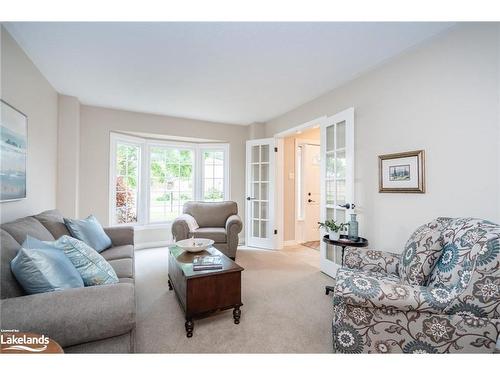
{"left": 110, "top": 133, "right": 229, "bottom": 225}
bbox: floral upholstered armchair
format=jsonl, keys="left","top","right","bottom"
{"left": 332, "top": 217, "right": 500, "bottom": 353}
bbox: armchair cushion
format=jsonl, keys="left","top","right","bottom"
{"left": 335, "top": 268, "right": 459, "bottom": 314}
{"left": 183, "top": 201, "right": 237, "bottom": 227}
{"left": 343, "top": 247, "right": 400, "bottom": 277}
{"left": 190, "top": 227, "right": 227, "bottom": 243}
{"left": 399, "top": 217, "right": 452, "bottom": 285}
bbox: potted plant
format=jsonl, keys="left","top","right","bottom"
{"left": 318, "top": 219, "right": 348, "bottom": 241}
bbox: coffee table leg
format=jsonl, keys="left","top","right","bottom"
{"left": 185, "top": 319, "right": 194, "bottom": 337}
{"left": 233, "top": 307, "right": 241, "bottom": 324}
{"left": 168, "top": 279, "right": 173, "bottom": 290}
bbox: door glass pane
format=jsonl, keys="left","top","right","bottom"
{"left": 260, "top": 221, "right": 267, "bottom": 238}
{"left": 253, "top": 201, "right": 259, "bottom": 219}
{"left": 261, "top": 145, "right": 269, "bottom": 162}
{"left": 326, "top": 208, "right": 335, "bottom": 221}
{"left": 252, "top": 164, "right": 260, "bottom": 181}
{"left": 336, "top": 121, "right": 346, "bottom": 149}
{"left": 261, "top": 164, "right": 269, "bottom": 181}
{"left": 253, "top": 220, "right": 259, "bottom": 237}
{"left": 326, "top": 125, "right": 335, "bottom": 152}
{"left": 252, "top": 145, "right": 260, "bottom": 162}
{"left": 326, "top": 155, "right": 335, "bottom": 178}
{"left": 252, "top": 183, "right": 260, "bottom": 200}
{"left": 326, "top": 180, "right": 335, "bottom": 205}
{"left": 260, "top": 201, "right": 268, "bottom": 220}
{"left": 260, "top": 182, "right": 268, "bottom": 201}
{"left": 336, "top": 179, "right": 346, "bottom": 205}
{"left": 335, "top": 208, "right": 346, "bottom": 224}
{"left": 335, "top": 150, "right": 346, "bottom": 179}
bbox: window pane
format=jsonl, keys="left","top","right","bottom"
{"left": 149, "top": 146, "right": 194, "bottom": 222}
{"left": 115, "top": 143, "right": 139, "bottom": 224}
{"left": 202, "top": 148, "right": 226, "bottom": 202}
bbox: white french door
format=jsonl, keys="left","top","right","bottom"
{"left": 320, "top": 108, "right": 355, "bottom": 278}
{"left": 245, "top": 138, "right": 275, "bottom": 249}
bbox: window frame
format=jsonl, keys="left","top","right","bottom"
{"left": 109, "top": 133, "right": 230, "bottom": 226}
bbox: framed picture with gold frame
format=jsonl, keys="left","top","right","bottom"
{"left": 378, "top": 150, "right": 425, "bottom": 193}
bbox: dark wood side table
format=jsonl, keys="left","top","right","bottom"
{"left": 168, "top": 245, "right": 244, "bottom": 337}
{"left": 322, "top": 234, "right": 368, "bottom": 295}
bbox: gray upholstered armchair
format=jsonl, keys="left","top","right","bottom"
{"left": 332, "top": 217, "right": 500, "bottom": 353}
{"left": 171, "top": 201, "right": 242, "bottom": 259}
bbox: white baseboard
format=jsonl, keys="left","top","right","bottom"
{"left": 135, "top": 240, "right": 171, "bottom": 250}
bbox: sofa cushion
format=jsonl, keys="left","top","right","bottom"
{"left": 191, "top": 227, "right": 227, "bottom": 243}
{"left": 32, "top": 209, "right": 71, "bottom": 239}
{"left": 11, "top": 246, "right": 84, "bottom": 295}
{"left": 107, "top": 258, "right": 134, "bottom": 279}
{"left": 101, "top": 245, "right": 134, "bottom": 261}
{"left": 0, "top": 229, "right": 24, "bottom": 299}
{"left": 1, "top": 217, "right": 55, "bottom": 244}
{"left": 0, "top": 283, "right": 136, "bottom": 348}
{"left": 24, "top": 235, "right": 119, "bottom": 286}
{"left": 64, "top": 215, "right": 112, "bottom": 252}
{"left": 183, "top": 201, "right": 237, "bottom": 227}
{"left": 399, "top": 217, "right": 452, "bottom": 286}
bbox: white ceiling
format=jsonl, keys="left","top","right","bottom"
{"left": 5, "top": 22, "right": 453, "bottom": 125}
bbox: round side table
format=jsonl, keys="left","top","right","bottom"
{"left": 322, "top": 234, "right": 368, "bottom": 295}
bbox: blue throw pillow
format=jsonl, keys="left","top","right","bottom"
{"left": 11, "top": 245, "right": 84, "bottom": 295}
{"left": 24, "top": 235, "right": 119, "bottom": 286}
{"left": 64, "top": 215, "right": 112, "bottom": 252}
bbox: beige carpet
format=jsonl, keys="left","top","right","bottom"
{"left": 135, "top": 245, "right": 334, "bottom": 353}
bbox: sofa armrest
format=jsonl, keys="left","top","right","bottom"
{"left": 343, "top": 247, "right": 400, "bottom": 277}
{"left": 226, "top": 214, "right": 242, "bottom": 235}
{"left": 0, "top": 283, "right": 136, "bottom": 348}
{"left": 335, "top": 268, "right": 457, "bottom": 314}
{"left": 104, "top": 226, "right": 134, "bottom": 246}
{"left": 172, "top": 214, "right": 198, "bottom": 241}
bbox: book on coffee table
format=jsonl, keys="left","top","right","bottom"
{"left": 193, "top": 255, "right": 223, "bottom": 271}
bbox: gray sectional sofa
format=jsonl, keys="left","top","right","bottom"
{"left": 0, "top": 209, "right": 136, "bottom": 353}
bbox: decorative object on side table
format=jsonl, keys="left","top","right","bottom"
{"left": 347, "top": 213, "right": 359, "bottom": 240}
{"left": 175, "top": 237, "right": 215, "bottom": 253}
{"left": 0, "top": 99, "right": 27, "bottom": 202}
{"left": 378, "top": 150, "right": 425, "bottom": 193}
{"left": 322, "top": 234, "right": 368, "bottom": 295}
{"left": 193, "top": 255, "right": 222, "bottom": 271}
{"left": 317, "top": 219, "right": 348, "bottom": 241}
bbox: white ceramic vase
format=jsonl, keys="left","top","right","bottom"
{"left": 328, "top": 231, "right": 340, "bottom": 241}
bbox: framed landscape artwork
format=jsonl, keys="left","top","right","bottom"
{"left": 1, "top": 100, "right": 27, "bottom": 202}
{"left": 378, "top": 150, "right": 425, "bottom": 193}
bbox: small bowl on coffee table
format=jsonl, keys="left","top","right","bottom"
{"left": 175, "top": 238, "right": 214, "bottom": 253}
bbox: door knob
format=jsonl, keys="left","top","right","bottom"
{"left": 308, "top": 199, "right": 315, "bottom": 203}
{"left": 338, "top": 203, "right": 356, "bottom": 209}
{"left": 246, "top": 197, "right": 256, "bottom": 201}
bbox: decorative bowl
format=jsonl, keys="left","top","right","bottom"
{"left": 175, "top": 238, "right": 214, "bottom": 252}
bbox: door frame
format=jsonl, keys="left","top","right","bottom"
{"left": 295, "top": 139, "right": 320, "bottom": 244}
{"left": 273, "top": 116, "right": 327, "bottom": 249}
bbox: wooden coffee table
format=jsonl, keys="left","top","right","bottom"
{"left": 168, "top": 245, "right": 244, "bottom": 337}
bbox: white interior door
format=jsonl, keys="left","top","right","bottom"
{"left": 303, "top": 144, "right": 321, "bottom": 242}
{"left": 246, "top": 138, "right": 275, "bottom": 249}
{"left": 320, "top": 108, "right": 355, "bottom": 278}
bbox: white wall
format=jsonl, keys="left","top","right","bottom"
{"left": 0, "top": 27, "right": 58, "bottom": 223}
{"left": 266, "top": 24, "right": 500, "bottom": 252}
{"left": 57, "top": 94, "right": 80, "bottom": 218}
{"left": 78, "top": 105, "right": 248, "bottom": 236}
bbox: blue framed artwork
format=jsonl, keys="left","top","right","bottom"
{"left": 1, "top": 99, "right": 27, "bottom": 202}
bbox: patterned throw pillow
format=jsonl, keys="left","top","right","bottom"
{"left": 23, "top": 235, "right": 118, "bottom": 286}
{"left": 399, "top": 218, "right": 452, "bottom": 285}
